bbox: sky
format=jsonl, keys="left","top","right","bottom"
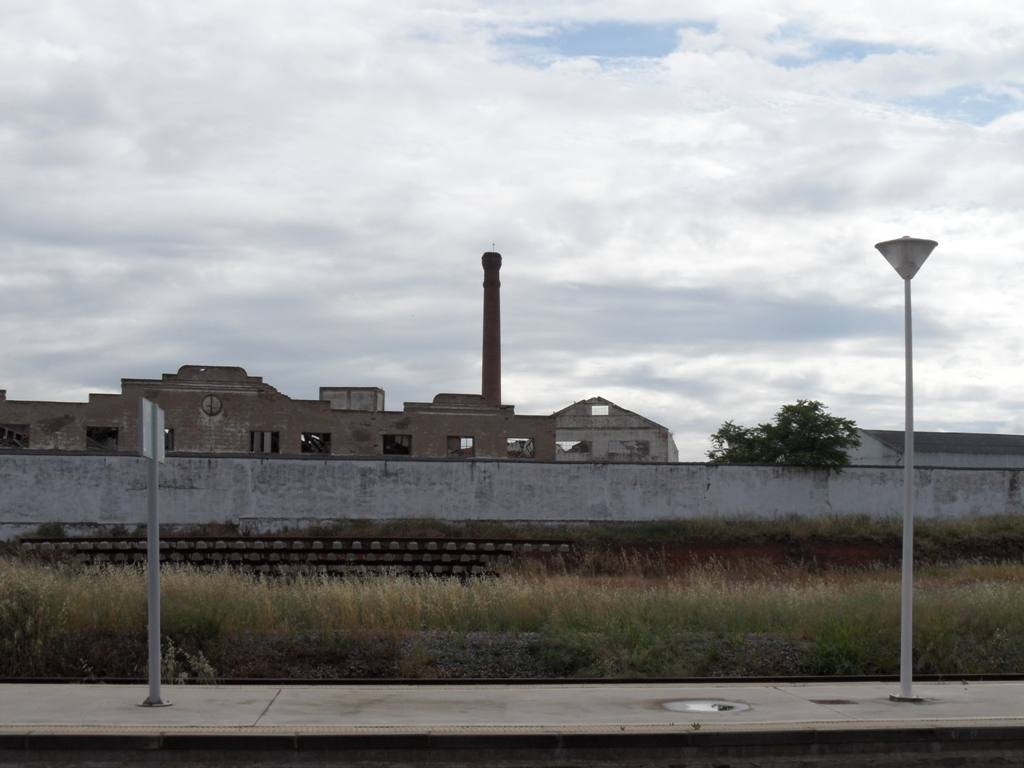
{"left": 2, "top": 1, "right": 1023, "bottom": 460}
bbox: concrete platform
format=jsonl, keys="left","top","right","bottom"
{"left": 2, "top": 681, "right": 1024, "bottom": 766}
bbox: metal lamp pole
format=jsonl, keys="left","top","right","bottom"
{"left": 875, "top": 236, "right": 937, "bottom": 703}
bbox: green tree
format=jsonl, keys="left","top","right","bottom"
{"left": 707, "top": 400, "right": 860, "bottom": 468}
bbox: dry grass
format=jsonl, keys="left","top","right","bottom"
{"left": 3, "top": 556, "right": 1024, "bottom": 679}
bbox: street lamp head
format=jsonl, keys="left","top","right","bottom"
{"left": 875, "top": 236, "right": 938, "bottom": 280}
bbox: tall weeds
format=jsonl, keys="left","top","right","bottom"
{"left": 2, "top": 557, "right": 1023, "bottom": 678}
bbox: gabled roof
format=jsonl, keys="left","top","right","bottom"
{"left": 552, "top": 396, "right": 669, "bottom": 431}
{"left": 551, "top": 396, "right": 613, "bottom": 417}
{"left": 862, "top": 429, "right": 1024, "bottom": 456}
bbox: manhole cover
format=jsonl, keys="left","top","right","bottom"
{"left": 662, "top": 699, "right": 751, "bottom": 713}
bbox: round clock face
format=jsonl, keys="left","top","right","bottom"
{"left": 201, "top": 394, "right": 223, "bottom": 417}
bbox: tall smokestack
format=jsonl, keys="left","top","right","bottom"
{"left": 481, "top": 251, "right": 502, "bottom": 407}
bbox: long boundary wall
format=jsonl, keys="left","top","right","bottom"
{"left": 2, "top": 452, "right": 1023, "bottom": 538}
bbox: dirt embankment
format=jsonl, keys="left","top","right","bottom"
{"left": 591, "top": 536, "right": 1024, "bottom": 572}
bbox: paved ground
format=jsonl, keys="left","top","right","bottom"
{"left": 3, "top": 680, "right": 1024, "bottom": 734}
{"left": 3, "top": 682, "right": 1024, "bottom": 766}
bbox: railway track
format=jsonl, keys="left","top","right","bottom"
{"left": 18, "top": 535, "right": 576, "bottom": 577}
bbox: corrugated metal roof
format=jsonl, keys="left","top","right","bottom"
{"left": 863, "top": 429, "right": 1024, "bottom": 456}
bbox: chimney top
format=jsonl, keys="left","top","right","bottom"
{"left": 482, "top": 251, "right": 502, "bottom": 270}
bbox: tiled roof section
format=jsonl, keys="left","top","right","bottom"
{"left": 864, "top": 429, "right": 1024, "bottom": 456}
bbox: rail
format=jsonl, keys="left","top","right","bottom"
{"left": 18, "top": 535, "right": 577, "bottom": 577}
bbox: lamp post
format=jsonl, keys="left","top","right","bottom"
{"left": 875, "top": 235, "right": 938, "bottom": 703}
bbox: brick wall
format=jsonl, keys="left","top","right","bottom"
{"left": 0, "top": 366, "right": 556, "bottom": 460}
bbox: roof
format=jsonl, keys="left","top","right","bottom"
{"left": 862, "top": 429, "right": 1024, "bottom": 456}
{"left": 120, "top": 365, "right": 279, "bottom": 394}
{"left": 551, "top": 396, "right": 669, "bottom": 431}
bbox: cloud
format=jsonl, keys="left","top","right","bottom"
{"left": 2, "top": 1, "right": 1023, "bottom": 460}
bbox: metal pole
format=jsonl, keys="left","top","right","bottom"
{"left": 142, "top": 403, "right": 169, "bottom": 706}
{"left": 896, "top": 276, "right": 918, "bottom": 701}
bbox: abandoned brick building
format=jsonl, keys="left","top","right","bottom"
{"left": 0, "top": 252, "right": 675, "bottom": 462}
{"left": 0, "top": 364, "right": 555, "bottom": 459}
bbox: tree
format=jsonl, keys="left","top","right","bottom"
{"left": 707, "top": 400, "right": 860, "bottom": 468}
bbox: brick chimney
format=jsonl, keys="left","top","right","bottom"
{"left": 481, "top": 251, "right": 502, "bottom": 407}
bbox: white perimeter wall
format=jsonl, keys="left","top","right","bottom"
{"left": 2, "top": 453, "right": 1023, "bottom": 539}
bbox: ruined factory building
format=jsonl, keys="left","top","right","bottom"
{"left": 554, "top": 396, "right": 679, "bottom": 463}
{"left": 0, "top": 365, "right": 556, "bottom": 460}
{"left": 0, "top": 251, "right": 676, "bottom": 463}
{"left": 0, "top": 369, "right": 680, "bottom": 463}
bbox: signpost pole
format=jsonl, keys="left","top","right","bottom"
{"left": 140, "top": 398, "right": 170, "bottom": 707}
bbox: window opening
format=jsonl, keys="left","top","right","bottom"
{"left": 383, "top": 434, "right": 412, "bottom": 455}
{"left": 250, "top": 431, "right": 280, "bottom": 454}
{"left": 164, "top": 428, "right": 175, "bottom": 452}
{"left": 0, "top": 424, "right": 28, "bottom": 449}
{"left": 556, "top": 440, "right": 591, "bottom": 455}
{"left": 506, "top": 437, "right": 535, "bottom": 459}
{"left": 86, "top": 426, "right": 119, "bottom": 451}
{"left": 609, "top": 439, "right": 650, "bottom": 460}
{"left": 590, "top": 404, "right": 609, "bottom": 416}
{"left": 301, "top": 432, "right": 331, "bottom": 454}
{"left": 446, "top": 436, "right": 475, "bottom": 458}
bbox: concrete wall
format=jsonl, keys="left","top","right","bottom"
{"left": 847, "top": 434, "right": 903, "bottom": 466}
{"left": 3, "top": 452, "right": 1023, "bottom": 539}
{"left": 912, "top": 452, "right": 1024, "bottom": 469}
{"left": 319, "top": 387, "right": 385, "bottom": 412}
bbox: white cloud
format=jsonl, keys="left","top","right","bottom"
{"left": 2, "top": 1, "right": 1023, "bottom": 460}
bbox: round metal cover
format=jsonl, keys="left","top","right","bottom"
{"left": 662, "top": 699, "right": 750, "bottom": 713}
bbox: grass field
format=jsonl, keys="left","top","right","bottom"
{"left": 3, "top": 541, "right": 1024, "bottom": 679}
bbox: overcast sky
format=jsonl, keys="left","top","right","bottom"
{"left": 2, "top": 2, "right": 1023, "bottom": 460}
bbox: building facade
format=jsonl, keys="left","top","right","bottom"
{"left": 0, "top": 365, "right": 556, "bottom": 460}
{"left": 849, "top": 429, "right": 1024, "bottom": 469}
{"left": 553, "top": 396, "right": 678, "bottom": 462}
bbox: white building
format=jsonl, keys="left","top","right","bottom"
{"left": 849, "top": 429, "right": 1024, "bottom": 469}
